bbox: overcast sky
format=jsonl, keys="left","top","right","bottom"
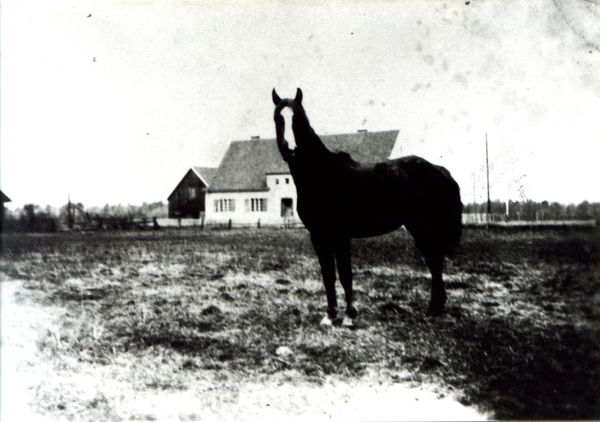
{"left": 1, "top": 0, "right": 599, "bottom": 209}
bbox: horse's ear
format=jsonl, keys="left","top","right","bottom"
{"left": 272, "top": 89, "right": 282, "bottom": 105}
{"left": 295, "top": 88, "right": 303, "bottom": 105}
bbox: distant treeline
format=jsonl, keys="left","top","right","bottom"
{"left": 1, "top": 202, "right": 168, "bottom": 233}
{"left": 2, "top": 200, "right": 599, "bottom": 233}
{"left": 464, "top": 200, "right": 600, "bottom": 222}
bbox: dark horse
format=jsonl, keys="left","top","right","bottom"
{"left": 272, "top": 88, "right": 462, "bottom": 326}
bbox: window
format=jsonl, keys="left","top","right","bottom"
{"left": 189, "top": 187, "right": 197, "bottom": 199}
{"left": 245, "top": 198, "right": 267, "bottom": 212}
{"left": 214, "top": 199, "right": 235, "bottom": 212}
{"left": 275, "top": 179, "right": 279, "bottom": 185}
{"left": 285, "top": 178, "right": 290, "bottom": 184}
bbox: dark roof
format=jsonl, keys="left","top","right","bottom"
{"left": 192, "top": 167, "right": 218, "bottom": 186}
{"left": 168, "top": 167, "right": 218, "bottom": 200}
{"left": 208, "top": 130, "right": 399, "bottom": 193}
{"left": 1, "top": 190, "right": 10, "bottom": 203}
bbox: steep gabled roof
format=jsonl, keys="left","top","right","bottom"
{"left": 208, "top": 139, "right": 288, "bottom": 193}
{"left": 168, "top": 167, "right": 218, "bottom": 200}
{"left": 192, "top": 167, "right": 218, "bottom": 187}
{"left": 319, "top": 130, "right": 399, "bottom": 164}
{"left": 1, "top": 190, "right": 10, "bottom": 203}
{"left": 208, "top": 130, "right": 398, "bottom": 193}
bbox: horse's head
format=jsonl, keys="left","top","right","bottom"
{"left": 272, "top": 88, "right": 305, "bottom": 142}
{"left": 272, "top": 88, "right": 323, "bottom": 162}
{"left": 272, "top": 87, "right": 303, "bottom": 115}
{"left": 272, "top": 88, "right": 302, "bottom": 161}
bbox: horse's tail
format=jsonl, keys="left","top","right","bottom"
{"left": 437, "top": 166, "right": 463, "bottom": 257}
{"left": 445, "top": 184, "right": 463, "bottom": 257}
{"left": 399, "top": 157, "right": 463, "bottom": 258}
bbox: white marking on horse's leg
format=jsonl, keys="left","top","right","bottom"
{"left": 342, "top": 315, "right": 354, "bottom": 328}
{"left": 320, "top": 315, "right": 333, "bottom": 327}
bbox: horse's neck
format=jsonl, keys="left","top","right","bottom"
{"left": 290, "top": 145, "right": 339, "bottom": 190}
{"left": 284, "top": 109, "right": 338, "bottom": 179}
{"left": 293, "top": 114, "right": 331, "bottom": 156}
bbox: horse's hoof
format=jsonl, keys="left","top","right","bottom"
{"left": 342, "top": 315, "right": 354, "bottom": 328}
{"left": 320, "top": 315, "right": 333, "bottom": 327}
{"left": 427, "top": 294, "right": 447, "bottom": 316}
{"left": 426, "top": 304, "right": 445, "bottom": 317}
{"left": 346, "top": 306, "right": 358, "bottom": 319}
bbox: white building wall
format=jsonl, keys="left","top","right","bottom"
{"left": 205, "top": 173, "right": 303, "bottom": 227}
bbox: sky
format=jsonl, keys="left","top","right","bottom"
{"left": 1, "top": 0, "right": 599, "bottom": 210}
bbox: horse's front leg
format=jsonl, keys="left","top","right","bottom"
{"left": 310, "top": 232, "right": 337, "bottom": 325}
{"left": 333, "top": 237, "right": 357, "bottom": 327}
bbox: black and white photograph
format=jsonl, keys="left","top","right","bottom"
{"left": 1, "top": 0, "right": 599, "bottom": 420}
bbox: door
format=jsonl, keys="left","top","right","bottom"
{"left": 281, "top": 198, "right": 293, "bottom": 217}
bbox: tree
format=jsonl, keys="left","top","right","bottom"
{"left": 549, "top": 202, "right": 565, "bottom": 220}
{"left": 576, "top": 201, "right": 592, "bottom": 220}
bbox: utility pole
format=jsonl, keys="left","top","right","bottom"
{"left": 473, "top": 174, "right": 476, "bottom": 206}
{"left": 67, "top": 194, "right": 73, "bottom": 229}
{"left": 486, "top": 133, "right": 491, "bottom": 216}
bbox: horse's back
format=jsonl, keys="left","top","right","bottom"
{"left": 294, "top": 152, "right": 461, "bottom": 251}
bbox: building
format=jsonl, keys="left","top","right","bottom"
{"left": 205, "top": 130, "right": 399, "bottom": 227}
{"left": 0, "top": 190, "right": 11, "bottom": 232}
{"left": 168, "top": 167, "right": 217, "bottom": 218}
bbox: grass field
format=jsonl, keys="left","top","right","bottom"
{"left": 1, "top": 226, "right": 599, "bottom": 420}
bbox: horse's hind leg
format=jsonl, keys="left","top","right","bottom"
{"left": 411, "top": 231, "right": 447, "bottom": 315}
{"left": 310, "top": 232, "right": 338, "bottom": 324}
{"left": 423, "top": 250, "right": 447, "bottom": 316}
{"left": 333, "top": 237, "right": 357, "bottom": 326}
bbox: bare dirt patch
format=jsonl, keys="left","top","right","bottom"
{"left": 1, "top": 279, "right": 65, "bottom": 422}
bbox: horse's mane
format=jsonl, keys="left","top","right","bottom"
{"left": 333, "top": 150, "right": 358, "bottom": 166}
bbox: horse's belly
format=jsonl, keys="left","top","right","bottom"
{"left": 345, "top": 209, "right": 404, "bottom": 238}
{"left": 297, "top": 196, "right": 403, "bottom": 237}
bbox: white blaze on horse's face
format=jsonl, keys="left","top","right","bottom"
{"left": 281, "top": 106, "right": 297, "bottom": 150}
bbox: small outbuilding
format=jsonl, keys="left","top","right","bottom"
{"left": 168, "top": 167, "right": 217, "bottom": 219}
{"left": 0, "top": 190, "right": 11, "bottom": 232}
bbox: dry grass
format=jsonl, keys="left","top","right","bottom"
{"left": 1, "top": 227, "right": 599, "bottom": 419}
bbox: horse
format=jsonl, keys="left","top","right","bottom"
{"left": 272, "top": 88, "right": 462, "bottom": 327}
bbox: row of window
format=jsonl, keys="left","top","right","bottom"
{"left": 249, "top": 198, "right": 268, "bottom": 212}
{"left": 214, "top": 198, "right": 267, "bottom": 213}
{"left": 215, "top": 199, "right": 235, "bottom": 212}
{"left": 184, "top": 178, "right": 290, "bottom": 202}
